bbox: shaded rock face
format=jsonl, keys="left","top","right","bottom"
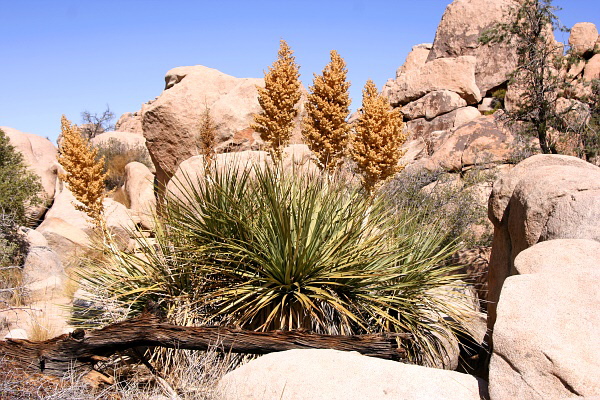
{"left": 486, "top": 155, "right": 600, "bottom": 337}
{"left": 1, "top": 126, "right": 58, "bottom": 218}
{"left": 22, "top": 246, "right": 63, "bottom": 303}
{"left": 217, "top": 349, "right": 487, "bottom": 400}
{"left": 424, "top": 115, "right": 514, "bottom": 172}
{"left": 142, "top": 65, "right": 265, "bottom": 189}
{"left": 426, "top": 0, "right": 519, "bottom": 96}
{"left": 401, "top": 90, "right": 467, "bottom": 121}
{"left": 123, "top": 161, "right": 156, "bottom": 230}
{"left": 406, "top": 107, "right": 481, "bottom": 143}
{"left": 489, "top": 239, "right": 600, "bottom": 400}
{"left": 584, "top": 53, "right": 600, "bottom": 81}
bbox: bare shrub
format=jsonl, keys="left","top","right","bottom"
{"left": 94, "top": 138, "right": 153, "bottom": 190}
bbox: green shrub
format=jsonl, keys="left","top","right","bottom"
{"left": 382, "top": 166, "right": 495, "bottom": 248}
{"left": 78, "top": 161, "right": 479, "bottom": 365}
{"left": 94, "top": 138, "right": 153, "bottom": 190}
{"left": 0, "top": 129, "right": 42, "bottom": 227}
{"left": 0, "top": 128, "right": 41, "bottom": 307}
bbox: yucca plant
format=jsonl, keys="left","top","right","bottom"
{"left": 77, "top": 158, "right": 479, "bottom": 365}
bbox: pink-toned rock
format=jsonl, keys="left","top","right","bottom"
{"left": 384, "top": 56, "right": 482, "bottom": 106}
{"left": 91, "top": 130, "right": 145, "bottom": 147}
{"left": 167, "top": 146, "right": 317, "bottom": 203}
{"left": 406, "top": 107, "right": 481, "bottom": 140}
{"left": 567, "top": 59, "right": 586, "bottom": 79}
{"left": 218, "top": 349, "right": 487, "bottom": 400}
{"left": 584, "top": 54, "right": 600, "bottom": 81}
{"left": 486, "top": 155, "right": 600, "bottom": 338}
{"left": 123, "top": 162, "right": 156, "bottom": 230}
{"left": 569, "top": 22, "right": 599, "bottom": 56}
{"left": 142, "top": 65, "right": 306, "bottom": 190}
{"left": 36, "top": 187, "right": 136, "bottom": 264}
{"left": 490, "top": 239, "right": 600, "bottom": 400}
{"left": 1, "top": 126, "right": 58, "bottom": 216}
{"left": 115, "top": 111, "right": 143, "bottom": 134}
{"left": 425, "top": 115, "right": 513, "bottom": 171}
{"left": 427, "top": 0, "right": 519, "bottom": 96}
{"left": 397, "top": 43, "right": 432, "bottom": 76}
{"left": 401, "top": 90, "right": 467, "bottom": 121}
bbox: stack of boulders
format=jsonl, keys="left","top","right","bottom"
{"left": 139, "top": 65, "right": 306, "bottom": 191}
{"left": 1, "top": 127, "right": 156, "bottom": 340}
{"left": 382, "top": 0, "right": 519, "bottom": 171}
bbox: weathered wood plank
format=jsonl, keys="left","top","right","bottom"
{"left": 0, "top": 313, "right": 409, "bottom": 376}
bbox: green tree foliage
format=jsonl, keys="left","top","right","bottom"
{"left": 351, "top": 80, "right": 407, "bottom": 194}
{"left": 0, "top": 128, "right": 42, "bottom": 268}
{"left": 252, "top": 40, "right": 302, "bottom": 161}
{"left": 578, "top": 80, "right": 600, "bottom": 162}
{"left": 480, "top": 0, "right": 569, "bottom": 154}
{"left": 0, "top": 129, "right": 43, "bottom": 226}
{"left": 302, "top": 50, "right": 351, "bottom": 171}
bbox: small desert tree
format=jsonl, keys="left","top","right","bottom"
{"left": 351, "top": 80, "right": 406, "bottom": 194}
{"left": 302, "top": 50, "right": 351, "bottom": 171}
{"left": 58, "top": 115, "right": 108, "bottom": 228}
{"left": 252, "top": 39, "right": 302, "bottom": 161}
{"left": 480, "top": 0, "right": 568, "bottom": 154}
{"left": 80, "top": 106, "right": 115, "bottom": 139}
{"left": 197, "top": 102, "right": 218, "bottom": 165}
{"left": 0, "top": 128, "right": 42, "bottom": 267}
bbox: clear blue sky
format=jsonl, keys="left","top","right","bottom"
{"left": 1, "top": 0, "right": 598, "bottom": 144}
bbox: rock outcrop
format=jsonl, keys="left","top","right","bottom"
{"left": 141, "top": 65, "right": 307, "bottom": 190}
{"left": 36, "top": 188, "right": 136, "bottom": 265}
{"left": 1, "top": 126, "right": 58, "bottom": 219}
{"left": 90, "top": 130, "right": 146, "bottom": 148}
{"left": 423, "top": 115, "right": 514, "bottom": 172}
{"left": 426, "top": 0, "right": 518, "bottom": 96}
{"left": 115, "top": 111, "right": 143, "bottom": 134}
{"left": 384, "top": 56, "right": 482, "bottom": 107}
{"left": 401, "top": 90, "right": 467, "bottom": 121}
{"left": 167, "top": 145, "right": 316, "bottom": 202}
{"left": 489, "top": 239, "right": 600, "bottom": 399}
{"left": 569, "top": 22, "right": 599, "bottom": 56}
{"left": 122, "top": 162, "right": 156, "bottom": 230}
{"left": 486, "top": 154, "right": 600, "bottom": 337}
{"left": 218, "top": 349, "right": 488, "bottom": 400}
{"left": 406, "top": 107, "right": 481, "bottom": 142}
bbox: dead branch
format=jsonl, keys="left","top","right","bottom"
{"left": 0, "top": 313, "right": 409, "bottom": 377}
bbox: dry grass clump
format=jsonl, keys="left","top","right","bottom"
{"left": 26, "top": 312, "right": 61, "bottom": 342}
{"left": 94, "top": 138, "right": 153, "bottom": 191}
{"left": 197, "top": 103, "right": 219, "bottom": 165}
{"left": 252, "top": 39, "right": 302, "bottom": 161}
{"left": 0, "top": 346, "right": 239, "bottom": 400}
{"left": 351, "top": 80, "right": 407, "bottom": 194}
{"left": 58, "top": 115, "right": 108, "bottom": 228}
{"left": 302, "top": 50, "right": 351, "bottom": 171}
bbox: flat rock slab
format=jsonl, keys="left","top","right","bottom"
{"left": 218, "top": 349, "right": 487, "bottom": 400}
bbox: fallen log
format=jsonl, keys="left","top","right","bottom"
{"left": 0, "top": 313, "right": 410, "bottom": 376}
